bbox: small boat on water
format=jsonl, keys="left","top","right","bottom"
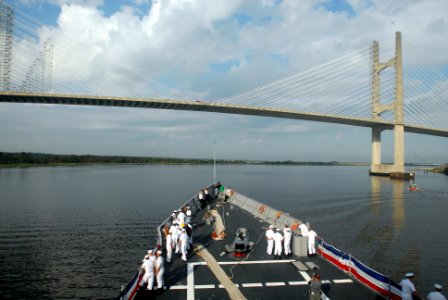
{"left": 119, "top": 184, "right": 402, "bottom": 299}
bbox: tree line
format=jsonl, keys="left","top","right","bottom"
{"left": 0, "top": 152, "right": 214, "bottom": 165}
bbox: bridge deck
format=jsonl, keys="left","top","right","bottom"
{"left": 2, "top": 91, "right": 447, "bottom": 137}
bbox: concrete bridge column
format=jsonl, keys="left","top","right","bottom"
{"left": 371, "top": 127, "right": 382, "bottom": 166}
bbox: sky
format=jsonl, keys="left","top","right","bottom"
{"left": 1, "top": 0, "right": 447, "bottom": 163}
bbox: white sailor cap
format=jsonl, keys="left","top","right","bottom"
{"left": 276, "top": 228, "right": 280, "bottom": 231}
{"left": 405, "top": 272, "right": 414, "bottom": 278}
{"left": 157, "top": 250, "right": 162, "bottom": 254}
{"left": 269, "top": 225, "right": 274, "bottom": 229}
{"left": 147, "top": 250, "right": 153, "bottom": 254}
{"left": 434, "top": 284, "right": 443, "bottom": 290}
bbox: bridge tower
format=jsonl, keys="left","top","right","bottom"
{"left": 370, "top": 32, "right": 411, "bottom": 178}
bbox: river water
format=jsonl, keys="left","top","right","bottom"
{"left": 0, "top": 164, "right": 447, "bottom": 299}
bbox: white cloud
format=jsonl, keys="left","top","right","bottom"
{"left": 2, "top": 0, "right": 448, "bottom": 161}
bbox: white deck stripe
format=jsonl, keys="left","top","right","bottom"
{"left": 241, "top": 283, "right": 263, "bottom": 287}
{"left": 322, "top": 280, "right": 331, "bottom": 284}
{"left": 265, "top": 282, "right": 286, "bottom": 286}
{"left": 218, "top": 284, "right": 240, "bottom": 288}
{"left": 299, "top": 271, "right": 311, "bottom": 281}
{"left": 288, "top": 281, "right": 308, "bottom": 285}
{"left": 170, "top": 285, "right": 187, "bottom": 290}
{"left": 195, "top": 284, "right": 216, "bottom": 289}
{"left": 191, "top": 259, "right": 295, "bottom": 266}
{"left": 333, "top": 279, "right": 353, "bottom": 284}
{"left": 187, "top": 263, "right": 194, "bottom": 300}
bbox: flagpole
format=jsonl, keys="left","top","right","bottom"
{"left": 213, "top": 142, "right": 216, "bottom": 183}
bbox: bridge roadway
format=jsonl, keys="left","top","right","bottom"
{"left": 1, "top": 91, "right": 448, "bottom": 138}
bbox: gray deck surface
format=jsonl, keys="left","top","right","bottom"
{"left": 134, "top": 195, "right": 384, "bottom": 300}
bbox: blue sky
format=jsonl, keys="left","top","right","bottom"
{"left": 1, "top": 0, "right": 448, "bottom": 163}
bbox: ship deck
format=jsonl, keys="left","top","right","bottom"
{"left": 134, "top": 192, "right": 384, "bottom": 300}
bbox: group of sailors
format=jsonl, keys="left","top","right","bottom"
{"left": 140, "top": 249, "right": 165, "bottom": 291}
{"left": 265, "top": 221, "right": 317, "bottom": 258}
{"left": 139, "top": 205, "right": 195, "bottom": 292}
{"left": 166, "top": 206, "right": 194, "bottom": 262}
{"left": 400, "top": 272, "right": 446, "bottom": 300}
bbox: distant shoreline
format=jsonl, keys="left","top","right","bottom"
{"left": 0, "top": 151, "right": 442, "bottom": 169}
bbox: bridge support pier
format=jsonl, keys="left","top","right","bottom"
{"left": 369, "top": 32, "right": 414, "bottom": 179}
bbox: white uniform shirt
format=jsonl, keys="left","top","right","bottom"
{"left": 400, "top": 278, "right": 416, "bottom": 300}
{"left": 299, "top": 223, "right": 309, "bottom": 236}
{"left": 283, "top": 228, "right": 292, "bottom": 242}
{"left": 143, "top": 257, "right": 155, "bottom": 274}
{"left": 273, "top": 231, "right": 283, "bottom": 244}
{"left": 155, "top": 256, "right": 164, "bottom": 271}
{"left": 265, "top": 229, "right": 274, "bottom": 240}
{"left": 427, "top": 291, "right": 447, "bottom": 300}
{"left": 177, "top": 212, "right": 186, "bottom": 225}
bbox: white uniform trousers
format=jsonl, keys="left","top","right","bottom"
{"left": 142, "top": 272, "right": 154, "bottom": 290}
{"left": 308, "top": 239, "right": 316, "bottom": 255}
{"left": 274, "top": 241, "right": 282, "bottom": 256}
{"left": 156, "top": 269, "right": 164, "bottom": 289}
{"left": 266, "top": 239, "right": 274, "bottom": 255}
{"left": 284, "top": 239, "right": 291, "bottom": 255}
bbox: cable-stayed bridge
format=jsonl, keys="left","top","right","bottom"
{"left": 1, "top": 1, "right": 447, "bottom": 177}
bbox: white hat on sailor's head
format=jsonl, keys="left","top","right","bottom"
{"left": 269, "top": 225, "right": 274, "bottom": 229}
{"left": 276, "top": 228, "right": 280, "bottom": 231}
{"left": 148, "top": 250, "right": 153, "bottom": 254}
{"left": 157, "top": 250, "right": 162, "bottom": 255}
{"left": 434, "top": 284, "right": 443, "bottom": 290}
{"left": 405, "top": 272, "right": 414, "bottom": 278}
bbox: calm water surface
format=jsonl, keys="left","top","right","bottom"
{"left": 1, "top": 165, "right": 447, "bottom": 299}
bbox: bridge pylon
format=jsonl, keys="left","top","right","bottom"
{"left": 369, "top": 32, "right": 413, "bottom": 179}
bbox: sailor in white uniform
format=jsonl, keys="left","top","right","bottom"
{"left": 307, "top": 228, "right": 317, "bottom": 256}
{"left": 155, "top": 250, "right": 165, "bottom": 290}
{"left": 400, "top": 272, "right": 418, "bottom": 300}
{"left": 141, "top": 250, "right": 155, "bottom": 290}
{"left": 179, "top": 228, "right": 189, "bottom": 261}
{"left": 273, "top": 228, "right": 284, "bottom": 258}
{"left": 165, "top": 232, "right": 173, "bottom": 263}
{"left": 265, "top": 225, "right": 275, "bottom": 255}
{"left": 185, "top": 206, "right": 192, "bottom": 224}
{"left": 170, "top": 223, "right": 180, "bottom": 254}
{"left": 299, "top": 222, "right": 309, "bottom": 236}
{"left": 177, "top": 209, "right": 186, "bottom": 226}
{"left": 427, "top": 284, "right": 446, "bottom": 300}
{"left": 283, "top": 224, "right": 292, "bottom": 257}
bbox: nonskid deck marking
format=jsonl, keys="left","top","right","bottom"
{"left": 332, "top": 279, "right": 353, "bottom": 284}
{"left": 190, "top": 259, "right": 295, "bottom": 266}
{"left": 169, "top": 279, "right": 352, "bottom": 290}
{"left": 265, "top": 282, "right": 286, "bottom": 286}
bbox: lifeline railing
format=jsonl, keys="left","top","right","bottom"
{"left": 318, "top": 240, "right": 402, "bottom": 300}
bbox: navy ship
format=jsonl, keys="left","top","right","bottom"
{"left": 119, "top": 184, "right": 402, "bottom": 299}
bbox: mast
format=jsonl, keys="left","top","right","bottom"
{"left": 213, "top": 142, "right": 216, "bottom": 183}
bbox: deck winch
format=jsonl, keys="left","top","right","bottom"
{"left": 225, "top": 227, "right": 254, "bottom": 258}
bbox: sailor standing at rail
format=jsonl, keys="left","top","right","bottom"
{"left": 427, "top": 284, "right": 446, "bottom": 300}
{"left": 273, "top": 228, "right": 284, "bottom": 259}
{"left": 299, "top": 222, "right": 309, "bottom": 236}
{"left": 265, "top": 225, "right": 275, "bottom": 255}
{"left": 170, "top": 223, "right": 180, "bottom": 254}
{"left": 283, "top": 224, "right": 292, "bottom": 257}
{"left": 400, "top": 272, "right": 421, "bottom": 300}
{"left": 165, "top": 232, "right": 173, "bottom": 263}
{"left": 177, "top": 208, "right": 186, "bottom": 226}
{"left": 179, "top": 228, "right": 189, "bottom": 262}
{"left": 141, "top": 250, "right": 155, "bottom": 290}
{"left": 155, "top": 250, "right": 165, "bottom": 290}
{"left": 307, "top": 228, "right": 317, "bottom": 257}
{"left": 185, "top": 206, "right": 192, "bottom": 224}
